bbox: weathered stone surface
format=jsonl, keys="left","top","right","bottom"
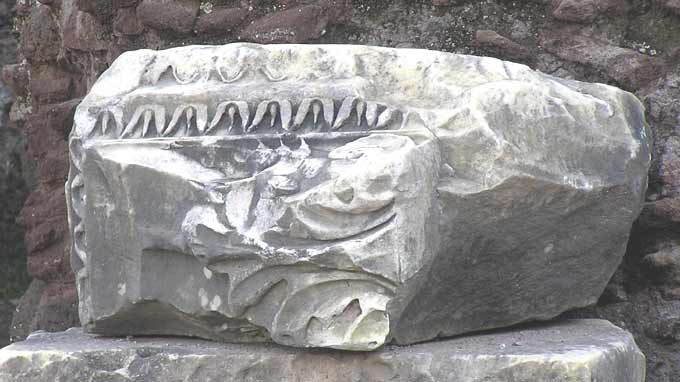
{"left": 9, "top": 280, "right": 79, "bottom": 343}
{"left": 195, "top": 7, "right": 247, "bottom": 35}
{"left": 19, "top": 5, "right": 61, "bottom": 63}
{"left": 136, "top": 0, "right": 199, "bottom": 35}
{"left": 75, "top": 0, "right": 113, "bottom": 17}
{"left": 551, "top": 0, "right": 630, "bottom": 23}
{"left": 643, "top": 246, "right": 680, "bottom": 286}
{"left": 113, "top": 7, "right": 143, "bottom": 36}
{"left": 664, "top": 0, "right": 680, "bottom": 16}
{"left": 0, "top": 300, "right": 14, "bottom": 348}
{"left": 29, "top": 65, "right": 74, "bottom": 104}
{"left": 242, "top": 4, "right": 329, "bottom": 43}
{"left": 0, "top": 320, "right": 646, "bottom": 382}
{"left": 62, "top": 5, "right": 110, "bottom": 52}
{"left": 656, "top": 135, "right": 680, "bottom": 197}
{"left": 1, "top": 64, "right": 29, "bottom": 98}
{"left": 67, "top": 43, "right": 651, "bottom": 350}
{"left": 541, "top": 26, "right": 667, "bottom": 91}
{"left": 473, "top": 29, "right": 531, "bottom": 60}
{"left": 9, "top": 280, "right": 46, "bottom": 342}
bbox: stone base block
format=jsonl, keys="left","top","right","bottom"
{"left": 0, "top": 319, "right": 644, "bottom": 382}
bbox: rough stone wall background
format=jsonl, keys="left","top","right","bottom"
{"left": 0, "top": 0, "right": 678, "bottom": 380}
{"left": 0, "top": 0, "right": 30, "bottom": 348}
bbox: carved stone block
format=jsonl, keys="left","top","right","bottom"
{"left": 67, "top": 44, "right": 651, "bottom": 350}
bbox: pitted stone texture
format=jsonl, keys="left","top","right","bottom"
{"left": 67, "top": 44, "right": 651, "bottom": 350}
{"left": 0, "top": 320, "right": 645, "bottom": 382}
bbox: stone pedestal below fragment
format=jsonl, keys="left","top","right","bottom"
{"left": 0, "top": 320, "right": 645, "bottom": 382}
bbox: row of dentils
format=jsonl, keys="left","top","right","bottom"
{"left": 90, "top": 96, "right": 404, "bottom": 138}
